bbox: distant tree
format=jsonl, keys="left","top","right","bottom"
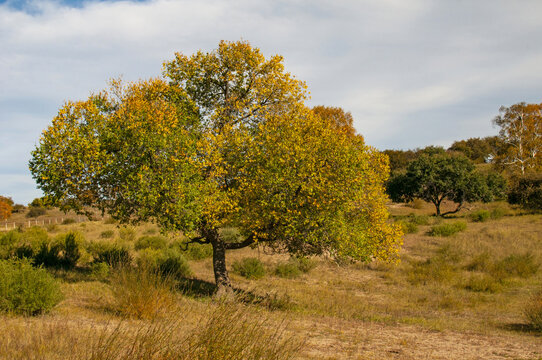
{"left": 507, "top": 173, "right": 542, "bottom": 210}
{"left": 0, "top": 197, "right": 13, "bottom": 221}
{"left": 448, "top": 136, "right": 503, "bottom": 163}
{"left": 312, "top": 106, "right": 356, "bottom": 137}
{"left": 493, "top": 102, "right": 542, "bottom": 175}
{"left": 417, "top": 145, "right": 446, "bottom": 157}
{"left": 30, "top": 40, "right": 402, "bottom": 291}
{"left": 388, "top": 154, "right": 502, "bottom": 216}
{"left": 382, "top": 149, "right": 417, "bottom": 173}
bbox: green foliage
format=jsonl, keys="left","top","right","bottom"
{"left": 30, "top": 40, "right": 403, "bottom": 291}
{"left": 448, "top": 136, "right": 503, "bottom": 163}
{"left": 464, "top": 274, "right": 502, "bottom": 293}
{"left": 0, "top": 259, "right": 62, "bottom": 315}
{"left": 407, "top": 214, "right": 430, "bottom": 225}
{"left": 491, "top": 253, "right": 539, "bottom": 279}
{"left": 90, "top": 242, "right": 132, "bottom": 267}
{"left": 179, "top": 243, "right": 213, "bottom": 260}
{"left": 118, "top": 227, "right": 136, "bottom": 242}
{"left": 26, "top": 207, "right": 46, "bottom": 218}
{"left": 137, "top": 248, "right": 192, "bottom": 279}
{"left": 469, "top": 209, "right": 491, "bottom": 222}
{"left": 89, "top": 261, "right": 110, "bottom": 280}
{"left": 61, "top": 218, "right": 76, "bottom": 225}
{"left": 274, "top": 261, "right": 302, "bottom": 278}
{"left": 429, "top": 221, "right": 467, "bottom": 237}
{"left": 407, "top": 258, "right": 456, "bottom": 285}
{"left": 388, "top": 154, "right": 501, "bottom": 216}
{"left": 100, "top": 230, "right": 115, "bottom": 239}
{"left": 232, "top": 257, "right": 266, "bottom": 279}
{"left": 508, "top": 173, "right": 542, "bottom": 210}
{"left": 396, "top": 220, "right": 418, "bottom": 234}
{"left": 135, "top": 235, "right": 167, "bottom": 251}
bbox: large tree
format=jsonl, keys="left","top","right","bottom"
{"left": 387, "top": 154, "right": 501, "bottom": 216}
{"left": 493, "top": 102, "right": 542, "bottom": 175}
{"left": 30, "top": 41, "right": 402, "bottom": 291}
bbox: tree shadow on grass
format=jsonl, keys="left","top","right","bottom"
{"left": 500, "top": 322, "right": 541, "bottom": 336}
{"left": 176, "top": 278, "right": 292, "bottom": 311}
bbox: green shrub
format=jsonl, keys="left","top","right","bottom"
{"left": 32, "top": 232, "right": 82, "bottom": 269}
{"left": 89, "top": 261, "right": 110, "bottom": 280}
{"left": 407, "top": 257, "right": 456, "bottom": 285}
{"left": 232, "top": 257, "right": 266, "bottom": 279}
{"left": 100, "top": 230, "right": 115, "bottom": 239}
{"left": 469, "top": 209, "right": 491, "bottom": 222}
{"left": 407, "top": 213, "right": 430, "bottom": 225}
{"left": 137, "top": 248, "right": 192, "bottom": 279}
{"left": 135, "top": 235, "right": 167, "bottom": 251}
{"left": 491, "top": 253, "right": 539, "bottom": 279}
{"left": 490, "top": 206, "right": 508, "bottom": 219}
{"left": 525, "top": 291, "right": 542, "bottom": 331}
{"left": 464, "top": 273, "right": 502, "bottom": 293}
{"left": 0, "top": 259, "right": 62, "bottom": 315}
{"left": 26, "top": 207, "right": 46, "bottom": 218}
{"left": 0, "top": 230, "right": 21, "bottom": 247}
{"left": 295, "top": 256, "right": 317, "bottom": 273}
{"left": 396, "top": 220, "right": 418, "bottom": 234}
{"left": 429, "top": 221, "right": 467, "bottom": 237}
{"left": 61, "top": 218, "right": 76, "bottom": 225}
{"left": 179, "top": 243, "right": 213, "bottom": 260}
{"left": 508, "top": 173, "right": 542, "bottom": 210}
{"left": 274, "top": 262, "right": 301, "bottom": 278}
{"left": 91, "top": 242, "right": 132, "bottom": 267}
{"left": 119, "top": 227, "right": 136, "bottom": 242}
{"left": 465, "top": 252, "right": 493, "bottom": 272}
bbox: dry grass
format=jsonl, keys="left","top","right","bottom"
{"left": 1, "top": 201, "right": 541, "bottom": 359}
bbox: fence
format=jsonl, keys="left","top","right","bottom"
{"left": 2, "top": 216, "right": 93, "bottom": 231}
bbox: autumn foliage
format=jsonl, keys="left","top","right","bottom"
{"left": 0, "top": 196, "right": 13, "bottom": 221}
{"left": 30, "top": 40, "right": 402, "bottom": 290}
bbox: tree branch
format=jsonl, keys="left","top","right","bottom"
{"left": 180, "top": 236, "right": 210, "bottom": 251}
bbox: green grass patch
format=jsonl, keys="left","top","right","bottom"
{"left": 429, "top": 221, "right": 467, "bottom": 237}
{"left": 232, "top": 257, "right": 266, "bottom": 280}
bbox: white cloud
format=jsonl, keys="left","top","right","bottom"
{"left": 1, "top": 0, "right": 542, "bottom": 202}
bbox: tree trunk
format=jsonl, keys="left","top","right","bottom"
{"left": 208, "top": 232, "right": 232, "bottom": 293}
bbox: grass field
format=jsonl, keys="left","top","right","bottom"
{"left": 1, "top": 201, "right": 541, "bottom": 359}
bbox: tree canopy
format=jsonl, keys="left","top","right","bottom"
{"left": 387, "top": 154, "right": 504, "bottom": 216}
{"left": 30, "top": 40, "right": 402, "bottom": 290}
{"left": 493, "top": 102, "right": 542, "bottom": 175}
{"left": 0, "top": 196, "right": 13, "bottom": 221}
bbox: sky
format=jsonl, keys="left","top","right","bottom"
{"left": 1, "top": 0, "right": 542, "bottom": 204}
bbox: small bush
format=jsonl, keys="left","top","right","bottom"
{"left": 135, "top": 235, "right": 167, "bottom": 251}
{"left": 491, "top": 253, "right": 539, "bottom": 279}
{"left": 46, "top": 224, "right": 59, "bottom": 233}
{"left": 274, "top": 257, "right": 316, "bottom": 279}
{"left": 99, "top": 230, "right": 115, "bottom": 239}
{"left": 464, "top": 273, "right": 502, "bottom": 293}
{"left": 32, "top": 232, "right": 82, "bottom": 269}
{"left": 137, "top": 248, "right": 192, "bottom": 279}
{"left": 61, "top": 218, "right": 76, "bottom": 225}
{"left": 232, "top": 257, "right": 266, "bottom": 279}
{"left": 508, "top": 173, "right": 542, "bottom": 210}
{"left": 466, "top": 252, "right": 493, "bottom": 272}
{"left": 407, "top": 257, "right": 456, "bottom": 285}
{"left": 91, "top": 242, "right": 132, "bottom": 267}
{"left": 275, "top": 262, "right": 301, "bottom": 279}
{"left": 407, "top": 213, "right": 430, "bottom": 225}
{"left": 490, "top": 206, "right": 508, "bottom": 219}
{"left": 109, "top": 264, "right": 177, "bottom": 319}
{"left": 429, "top": 221, "right": 467, "bottom": 237}
{"left": 0, "top": 259, "right": 62, "bottom": 315}
{"left": 179, "top": 243, "right": 214, "bottom": 260}
{"left": 89, "top": 261, "right": 110, "bottom": 280}
{"left": 524, "top": 291, "right": 542, "bottom": 331}
{"left": 396, "top": 220, "right": 418, "bottom": 234}
{"left": 26, "top": 207, "right": 46, "bottom": 218}
{"left": 469, "top": 209, "right": 491, "bottom": 222}
{"left": 119, "top": 227, "right": 136, "bottom": 242}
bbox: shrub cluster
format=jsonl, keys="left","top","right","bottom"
{"left": 274, "top": 257, "right": 317, "bottom": 278}
{"left": 429, "top": 221, "right": 467, "bottom": 237}
{"left": 232, "top": 257, "right": 266, "bottom": 279}
{"left": 508, "top": 173, "right": 542, "bottom": 210}
{"left": 0, "top": 259, "right": 62, "bottom": 315}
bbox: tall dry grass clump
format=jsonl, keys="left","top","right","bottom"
{"left": 109, "top": 264, "right": 178, "bottom": 320}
